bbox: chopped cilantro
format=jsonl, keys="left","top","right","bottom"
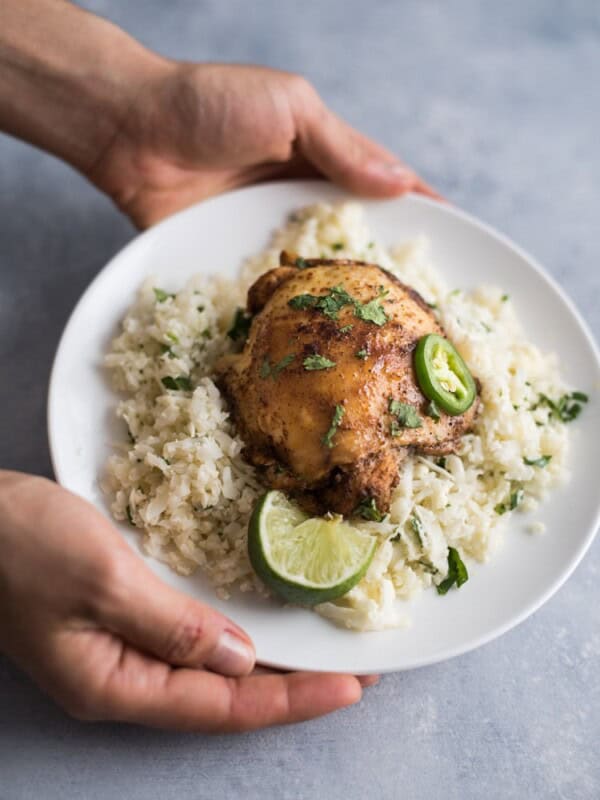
{"left": 201, "top": 329, "right": 212, "bottom": 340}
{"left": 153, "top": 288, "right": 175, "bottom": 303}
{"left": 355, "top": 497, "right": 385, "bottom": 522}
{"left": 160, "top": 344, "right": 175, "bottom": 358}
{"left": 295, "top": 256, "right": 309, "bottom": 269}
{"left": 166, "top": 331, "right": 179, "bottom": 344}
{"left": 331, "top": 242, "right": 344, "bottom": 251}
{"left": 524, "top": 455, "right": 552, "bottom": 467}
{"left": 322, "top": 404, "right": 345, "bottom": 448}
{"left": 501, "top": 294, "right": 509, "bottom": 302}
{"left": 435, "top": 456, "right": 447, "bottom": 469}
{"left": 354, "top": 297, "right": 389, "bottom": 326}
{"left": 389, "top": 398, "right": 422, "bottom": 431}
{"left": 436, "top": 547, "right": 469, "bottom": 595}
{"left": 339, "top": 324, "right": 353, "bottom": 334}
{"left": 161, "top": 375, "right": 192, "bottom": 391}
{"left": 303, "top": 354, "right": 336, "bottom": 371}
{"left": 197, "top": 305, "right": 205, "bottom": 312}
{"left": 261, "top": 353, "right": 296, "bottom": 379}
{"left": 227, "top": 308, "right": 253, "bottom": 342}
{"left": 426, "top": 399, "right": 441, "bottom": 421}
{"left": 356, "top": 349, "right": 368, "bottom": 360}
{"left": 427, "top": 301, "right": 438, "bottom": 309}
{"left": 410, "top": 513, "right": 425, "bottom": 546}
{"left": 289, "top": 284, "right": 389, "bottom": 326}
{"left": 495, "top": 487, "right": 524, "bottom": 515}
{"left": 533, "top": 391, "right": 588, "bottom": 423}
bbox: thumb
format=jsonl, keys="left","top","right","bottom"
{"left": 96, "top": 554, "right": 256, "bottom": 677}
{"left": 294, "top": 96, "right": 441, "bottom": 199}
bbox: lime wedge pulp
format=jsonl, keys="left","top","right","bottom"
{"left": 248, "top": 490, "right": 377, "bottom": 606}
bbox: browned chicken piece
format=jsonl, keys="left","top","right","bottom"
{"left": 217, "top": 252, "right": 479, "bottom": 516}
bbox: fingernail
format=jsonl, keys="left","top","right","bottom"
{"left": 357, "top": 674, "right": 380, "bottom": 688}
{"left": 206, "top": 630, "right": 255, "bottom": 676}
{"left": 368, "top": 161, "right": 413, "bottom": 182}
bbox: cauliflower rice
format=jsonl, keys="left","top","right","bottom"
{"left": 103, "top": 202, "right": 572, "bottom": 631}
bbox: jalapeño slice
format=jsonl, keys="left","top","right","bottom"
{"left": 414, "top": 334, "right": 476, "bottom": 416}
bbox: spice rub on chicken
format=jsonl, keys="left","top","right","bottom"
{"left": 217, "top": 252, "right": 479, "bottom": 517}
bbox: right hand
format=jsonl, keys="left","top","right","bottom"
{"left": 0, "top": 472, "right": 375, "bottom": 731}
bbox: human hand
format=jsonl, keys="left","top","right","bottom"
{"left": 90, "top": 62, "right": 439, "bottom": 228}
{"left": 0, "top": 472, "right": 375, "bottom": 731}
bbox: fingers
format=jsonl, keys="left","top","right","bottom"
{"left": 291, "top": 86, "right": 440, "bottom": 200}
{"left": 95, "top": 555, "right": 255, "bottom": 676}
{"left": 100, "top": 646, "right": 365, "bottom": 732}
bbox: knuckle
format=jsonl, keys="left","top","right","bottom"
{"left": 163, "top": 604, "right": 207, "bottom": 664}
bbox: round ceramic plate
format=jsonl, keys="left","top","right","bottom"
{"left": 48, "top": 181, "right": 600, "bottom": 674}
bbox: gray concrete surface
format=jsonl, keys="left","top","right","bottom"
{"left": 1, "top": 1, "right": 599, "bottom": 798}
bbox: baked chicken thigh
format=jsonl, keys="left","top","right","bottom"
{"left": 217, "top": 253, "right": 479, "bottom": 516}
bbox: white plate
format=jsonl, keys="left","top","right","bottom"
{"left": 48, "top": 181, "right": 600, "bottom": 674}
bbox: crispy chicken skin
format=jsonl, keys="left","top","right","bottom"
{"left": 217, "top": 252, "right": 479, "bottom": 516}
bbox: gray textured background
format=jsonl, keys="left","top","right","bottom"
{"left": 1, "top": 1, "right": 599, "bottom": 798}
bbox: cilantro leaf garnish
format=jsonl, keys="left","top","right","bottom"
{"left": 495, "top": 487, "right": 524, "bottom": 515}
{"left": 523, "top": 455, "right": 552, "bottom": 467}
{"left": 426, "top": 399, "right": 441, "bottom": 421}
{"left": 227, "top": 308, "right": 253, "bottom": 342}
{"left": 410, "top": 513, "right": 425, "bottom": 546}
{"left": 389, "top": 398, "right": 422, "bottom": 431}
{"left": 322, "top": 404, "right": 345, "bottom": 448}
{"left": 532, "top": 391, "right": 588, "bottom": 423}
{"left": 303, "top": 354, "right": 336, "bottom": 371}
{"left": 153, "top": 288, "right": 175, "bottom": 303}
{"left": 354, "top": 297, "right": 389, "bottom": 326}
{"left": 161, "top": 375, "right": 192, "bottom": 391}
{"left": 356, "top": 349, "right": 368, "bottom": 360}
{"left": 436, "top": 547, "right": 469, "bottom": 595}
{"left": 260, "top": 353, "right": 296, "bottom": 379}
{"left": 355, "top": 497, "right": 385, "bottom": 522}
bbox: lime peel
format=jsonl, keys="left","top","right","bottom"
{"left": 248, "top": 491, "right": 377, "bottom": 606}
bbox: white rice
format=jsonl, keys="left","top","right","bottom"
{"left": 103, "top": 202, "right": 572, "bottom": 631}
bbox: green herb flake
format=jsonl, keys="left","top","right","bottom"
{"left": 436, "top": 547, "right": 469, "bottom": 595}
{"left": 524, "top": 455, "right": 552, "bottom": 468}
{"left": 355, "top": 497, "right": 385, "bottom": 522}
{"left": 153, "top": 288, "right": 175, "bottom": 303}
{"left": 354, "top": 297, "right": 389, "bottom": 327}
{"left": 426, "top": 399, "right": 441, "bottom": 421}
{"left": 166, "top": 331, "right": 179, "bottom": 344}
{"left": 356, "top": 349, "right": 368, "bottom": 360}
{"left": 410, "top": 513, "right": 425, "bottom": 546}
{"left": 295, "top": 257, "right": 309, "bottom": 269}
{"left": 331, "top": 242, "right": 344, "bottom": 251}
{"left": 303, "top": 354, "right": 336, "bottom": 371}
{"left": 495, "top": 487, "right": 524, "bottom": 515}
{"left": 427, "top": 301, "right": 438, "bottom": 309}
{"left": 197, "top": 305, "right": 205, "bottom": 313}
{"left": 261, "top": 353, "right": 296, "bottom": 380}
{"left": 339, "top": 324, "right": 354, "bottom": 334}
{"left": 501, "top": 294, "right": 509, "bottom": 302}
{"left": 322, "top": 404, "right": 345, "bottom": 448}
{"left": 435, "top": 456, "right": 447, "bottom": 470}
{"left": 227, "top": 308, "right": 253, "bottom": 342}
{"left": 161, "top": 375, "right": 192, "bottom": 392}
{"left": 533, "top": 391, "right": 588, "bottom": 423}
{"left": 389, "top": 398, "right": 422, "bottom": 430}
{"left": 201, "top": 329, "right": 212, "bottom": 340}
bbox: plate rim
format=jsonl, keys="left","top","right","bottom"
{"left": 47, "top": 180, "right": 600, "bottom": 673}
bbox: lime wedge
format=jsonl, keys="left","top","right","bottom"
{"left": 248, "top": 490, "right": 377, "bottom": 605}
